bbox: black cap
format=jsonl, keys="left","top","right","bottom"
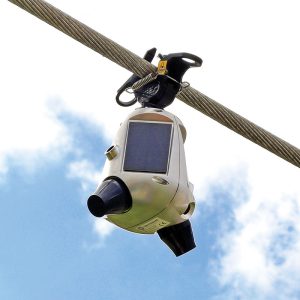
{"left": 157, "top": 220, "right": 196, "bottom": 256}
{"left": 87, "top": 178, "right": 132, "bottom": 218}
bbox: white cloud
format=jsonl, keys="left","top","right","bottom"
{"left": 0, "top": 93, "right": 70, "bottom": 176}
{"left": 67, "top": 159, "right": 115, "bottom": 238}
{"left": 93, "top": 218, "right": 115, "bottom": 239}
{"left": 214, "top": 163, "right": 300, "bottom": 299}
{"left": 82, "top": 218, "right": 116, "bottom": 251}
{"left": 67, "top": 159, "right": 102, "bottom": 192}
{"left": 0, "top": 3, "right": 72, "bottom": 176}
{"left": 2, "top": 0, "right": 300, "bottom": 295}
{"left": 0, "top": 158, "right": 8, "bottom": 183}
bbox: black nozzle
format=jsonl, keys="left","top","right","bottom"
{"left": 157, "top": 220, "right": 196, "bottom": 256}
{"left": 87, "top": 178, "right": 132, "bottom": 218}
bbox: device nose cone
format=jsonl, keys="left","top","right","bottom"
{"left": 87, "top": 178, "right": 132, "bottom": 217}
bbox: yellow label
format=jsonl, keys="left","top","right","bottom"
{"left": 158, "top": 60, "right": 168, "bottom": 75}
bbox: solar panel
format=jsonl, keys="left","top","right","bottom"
{"left": 124, "top": 122, "right": 172, "bottom": 173}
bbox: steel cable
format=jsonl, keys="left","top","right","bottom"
{"left": 8, "top": 0, "right": 300, "bottom": 168}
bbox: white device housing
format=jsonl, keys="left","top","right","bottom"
{"left": 100, "top": 107, "right": 195, "bottom": 234}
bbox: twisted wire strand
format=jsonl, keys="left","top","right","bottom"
{"left": 8, "top": 0, "right": 300, "bottom": 168}
{"left": 177, "top": 87, "right": 300, "bottom": 167}
{"left": 132, "top": 73, "right": 157, "bottom": 91}
{"left": 9, "top": 0, "right": 156, "bottom": 77}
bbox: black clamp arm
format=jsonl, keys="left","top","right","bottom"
{"left": 116, "top": 48, "right": 157, "bottom": 107}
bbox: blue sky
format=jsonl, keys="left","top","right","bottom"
{"left": 1, "top": 0, "right": 300, "bottom": 299}
{"left": 0, "top": 112, "right": 243, "bottom": 300}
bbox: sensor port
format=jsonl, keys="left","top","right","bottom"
{"left": 181, "top": 202, "right": 195, "bottom": 219}
{"left": 105, "top": 145, "right": 119, "bottom": 160}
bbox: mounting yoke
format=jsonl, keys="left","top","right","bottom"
{"left": 116, "top": 48, "right": 202, "bottom": 109}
